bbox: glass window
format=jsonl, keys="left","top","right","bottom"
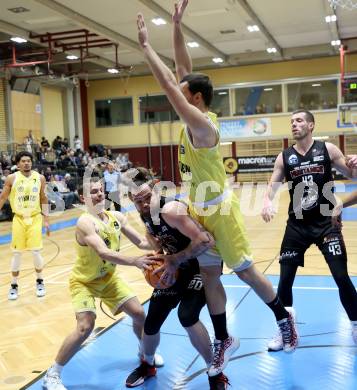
{"left": 287, "top": 80, "right": 338, "bottom": 111}
{"left": 234, "top": 85, "right": 282, "bottom": 116}
{"left": 211, "top": 89, "right": 230, "bottom": 117}
{"left": 95, "top": 98, "right": 133, "bottom": 127}
{"left": 343, "top": 78, "right": 357, "bottom": 103}
{"left": 139, "top": 95, "right": 179, "bottom": 123}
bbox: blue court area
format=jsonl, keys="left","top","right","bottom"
{"left": 24, "top": 275, "right": 357, "bottom": 390}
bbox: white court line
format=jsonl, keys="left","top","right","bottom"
{"left": 223, "top": 284, "right": 356, "bottom": 291}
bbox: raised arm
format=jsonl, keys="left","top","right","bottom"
{"left": 172, "top": 0, "right": 192, "bottom": 80}
{"left": 113, "top": 211, "right": 153, "bottom": 250}
{"left": 137, "top": 13, "right": 216, "bottom": 147}
{"left": 0, "top": 175, "right": 13, "bottom": 210}
{"left": 327, "top": 143, "right": 357, "bottom": 179}
{"left": 261, "top": 152, "right": 285, "bottom": 222}
{"left": 76, "top": 215, "right": 154, "bottom": 270}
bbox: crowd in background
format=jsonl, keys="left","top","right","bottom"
{"left": 0, "top": 131, "right": 132, "bottom": 220}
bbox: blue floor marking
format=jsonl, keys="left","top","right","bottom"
{"left": 24, "top": 274, "right": 357, "bottom": 390}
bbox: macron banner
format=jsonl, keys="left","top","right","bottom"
{"left": 224, "top": 155, "right": 277, "bottom": 174}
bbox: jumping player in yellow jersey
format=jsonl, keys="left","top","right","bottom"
{"left": 43, "top": 178, "right": 162, "bottom": 390}
{"left": 137, "top": 0, "right": 298, "bottom": 376}
{"left": 0, "top": 151, "right": 50, "bottom": 300}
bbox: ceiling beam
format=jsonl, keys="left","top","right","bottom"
{"left": 137, "top": 0, "right": 232, "bottom": 64}
{"left": 33, "top": 0, "right": 172, "bottom": 65}
{"left": 230, "top": 0, "right": 283, "bottom": 58}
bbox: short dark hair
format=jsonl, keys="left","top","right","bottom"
{"left": 131, "top": 167, "right": 154, "bottom": 188}
{"left": 292, "top": 109, "right": 315, "bottom": 123}
{"left": 15, "top": 151, "right": 33, "bottom": 163}
{"left": 180, "top": 73, "right": 213, "bottom": 107}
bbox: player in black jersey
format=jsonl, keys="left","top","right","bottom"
{"left": 125, "top": 168, "right": 229, "bottom": 389}
{"left": 262, "top": 109, "right": 357, "bottom": 351}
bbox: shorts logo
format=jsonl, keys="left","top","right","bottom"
{"left": 113, "top": 221, "right": 119, "bottom": 229}
{"left": 280, "top": 250, "right": 298, "bottom": 260}
{"left": 180, "top": 145, "right": 185, "bottom": 154}
{"left": 288, "top": 154, "right": 298, "bottom": 165}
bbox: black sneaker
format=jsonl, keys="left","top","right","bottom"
{"left": 125, "top": 361, "right": 156, "bottom": 388}
{"left": 209, "top": 372, "right": 230, "bottom": 390}
{"left": 8, "top": 283, "right": 18, "bottom": 300}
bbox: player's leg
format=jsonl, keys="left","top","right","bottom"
{"left": 43, "top": 281, "right": 97, "bottom": 390}
{"left": 319, "top": 230, "right": 357, "bottom": 344}
{"left": 126, "top": 292, "right": 175, "bottom": 387}
{"left": 8, "top": 215, "right": 26, "bottom": 300}
{"left": 27, "top": 213, "right": 46, "bottom": 296}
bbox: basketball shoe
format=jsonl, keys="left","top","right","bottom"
{"left": 208, "top": 336, "right": 240, "bottom": 376}
{"left": 126, "top": 360, "right": 156, "bottom": 388}
{"left": 42, "top": 371, "right": 67, "bottom": 390}
{"left": 208, "top": 372, "right": 230, "bottom": 389}
{"left": 36, "top": 278, "right": 46, "bottom": 297}
{"left": 267, "top": 307, "right": 298, "bottom": 352}
{"left": 8, "top": 283, "right": 18, "bottom": 300}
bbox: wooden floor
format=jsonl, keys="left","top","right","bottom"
{"left": 0, "top": 185, "right": 356, "bottom": 390}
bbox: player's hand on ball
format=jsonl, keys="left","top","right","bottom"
{"left": 134, "top": 255, "right": 156, "bottom": 270}
{"left": 152, "top": 256, "right": 179, "bottom": 288}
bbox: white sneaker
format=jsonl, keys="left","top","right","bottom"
{"left": 352, "top": 324, "right": 357, "bottom": 345}
{"left": 208, "top": 336, "right": 240, "bottom": 377}
{"left": 268, "top": 307, "right": 298, "bottom": 353}
{"left": 8, "top": 284, "right": 18, "bottom": 300}
{"left": 36, "top": 279, "right": 46, "bottom": 297}
{"left": 42, "top": 371, "right": 67, "bottom": 390}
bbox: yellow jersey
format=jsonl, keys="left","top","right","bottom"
{"left": 178, "top": 111, "right": 227, "bottom": 203}
{"left": 71, "top": 211, "right": 121, "bottom": 283}
{"left": 9, "top": 171, "right": 42, "bottom": 217}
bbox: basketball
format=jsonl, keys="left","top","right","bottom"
{"left": 144, "top": 260, "right": 178, "bottom": 289}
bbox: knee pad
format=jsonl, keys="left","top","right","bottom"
{"left": 32, "top": 250, "right": 44, "bottom": 270}
{"left": 144, "top": 319, "right": 161, "bottom": 336}
{"left": 178, "top": 310, "right": 199, "bottom": 328}
{"left": 11, "top": 252, "right": 22, "bottom": 272}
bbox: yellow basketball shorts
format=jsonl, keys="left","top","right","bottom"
{"left": 189, "top": 192, "right": 253, "bottom": 270}
{"left": 11, "top": 213, "right": 43, "bottom": 251}
{"left": 69, "top": 273, "right": 136, "bottom": 315}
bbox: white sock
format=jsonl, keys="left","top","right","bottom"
{"left": 36, "top": 272, "right": 43, "bottom": 280}
{"left": 11, "top": 277, "right": 18, "bottom": 285}
{"left": 144, "top": 354, "right": 155, "bottom": 365}
{"left": 49, "top": 362, "right": 63, "bottom": 375}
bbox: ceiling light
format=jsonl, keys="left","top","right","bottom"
{"left": 107, "top": 68, "right": 119, "bottom": 74}
{"left": 151, "top": 18, "right": 166, "bottom": 26}
{"left": 247, "top": 25, "right": 259, "bottom": 32}
{"left": 212, "top": 57, "right": 224, "bottom": 63}
{"left": 187, "top": 41, "right": 199, "bottom": 48}
{"left": 10, "top": 37, "right": 27, "bottom": 43}
{"left": 66, "top": 55, "right": 78, "bottom": 60}
{"left": 331, "top": 40, "right": 341, "bottom": 46}
{"left": 266, "top": 47, "right": 277, "bottom": 53}
{"left": 220, "top": 142, "right": 232, "bottom": 146}
{"left": 218, "top": 91, "right": 228, "bottom": 95}
{"left": 312, "top": 83, "right": 321, "bottom": 87}
{"left": 264, "top": 88, "right": 273, "bottom": 91}
{"left": 325, "top": 15, "right": 337, "bottom": 23}
{"left": 8, "top": 7, "right": 29, "bottom": 13}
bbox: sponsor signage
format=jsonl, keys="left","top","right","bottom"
{"left": 219, "top": 118, "right": 271, "bottom": 140}
{"left": 223, "top": 155, "right": 276, "bottom": 174}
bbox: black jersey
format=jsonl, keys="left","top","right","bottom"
{"left": 140, "top": 198, "right": 199, "bottom": 274}
{"left": 282, "top": 140, "right": 335, "bottom": 222}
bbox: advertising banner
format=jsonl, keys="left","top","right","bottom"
{"left": 219, "top": 118, "right": 271, "bottom": 140}
{"left": 223, "top": 155, "right": 277, "bottom": 174}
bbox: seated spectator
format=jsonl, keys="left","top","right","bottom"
{"left": 41, "top": 136, "right": 50, "bottom": 149}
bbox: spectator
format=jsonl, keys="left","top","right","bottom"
{"left": 41, "top": 136, "right": 50, "bottom": 149}
{"left": 73, "top": 135, "right": 82, "bottom": 152}
{"left": 103, "top": 161, "right": 121, "bottom": 211}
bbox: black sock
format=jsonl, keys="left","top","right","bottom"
{"left": 266, "top": 295, "right": 289, "bottom": 321}
{"left": 210, "top": 312, "right": 229, "bottom": 341}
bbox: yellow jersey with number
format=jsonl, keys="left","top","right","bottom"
{"left": 178, "top": 111, "right": 227, "bottom": 203}
{"left": 9, "top": 171, "right": 42, "bottom": 217}
{"left": 71, "top": 211, "right": 121, "bottom": 283}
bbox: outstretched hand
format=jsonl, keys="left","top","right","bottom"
{"left": 172, "top": 0, "right": 188, "bottom": 24}
{"left": 137, "top": 13, "right": 149, "bottom": 48}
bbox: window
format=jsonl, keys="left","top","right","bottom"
{"left": 234, "top": 85, "right": 282, "bottom": 116}
{"left": 95, "top": 98, "right": 133, "bottom": 127}
{"left": 139, "top": 95, "right": 179, "bottom": 123}
{"left": 287, "top": 80, "right": 338, "bottom": 111}
{"left": 211, "top": 89, "right": 230, "bottom": 117}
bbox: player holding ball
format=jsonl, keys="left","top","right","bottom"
{"left": 125, "top": 167, "right": 229, "bottom": 389}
